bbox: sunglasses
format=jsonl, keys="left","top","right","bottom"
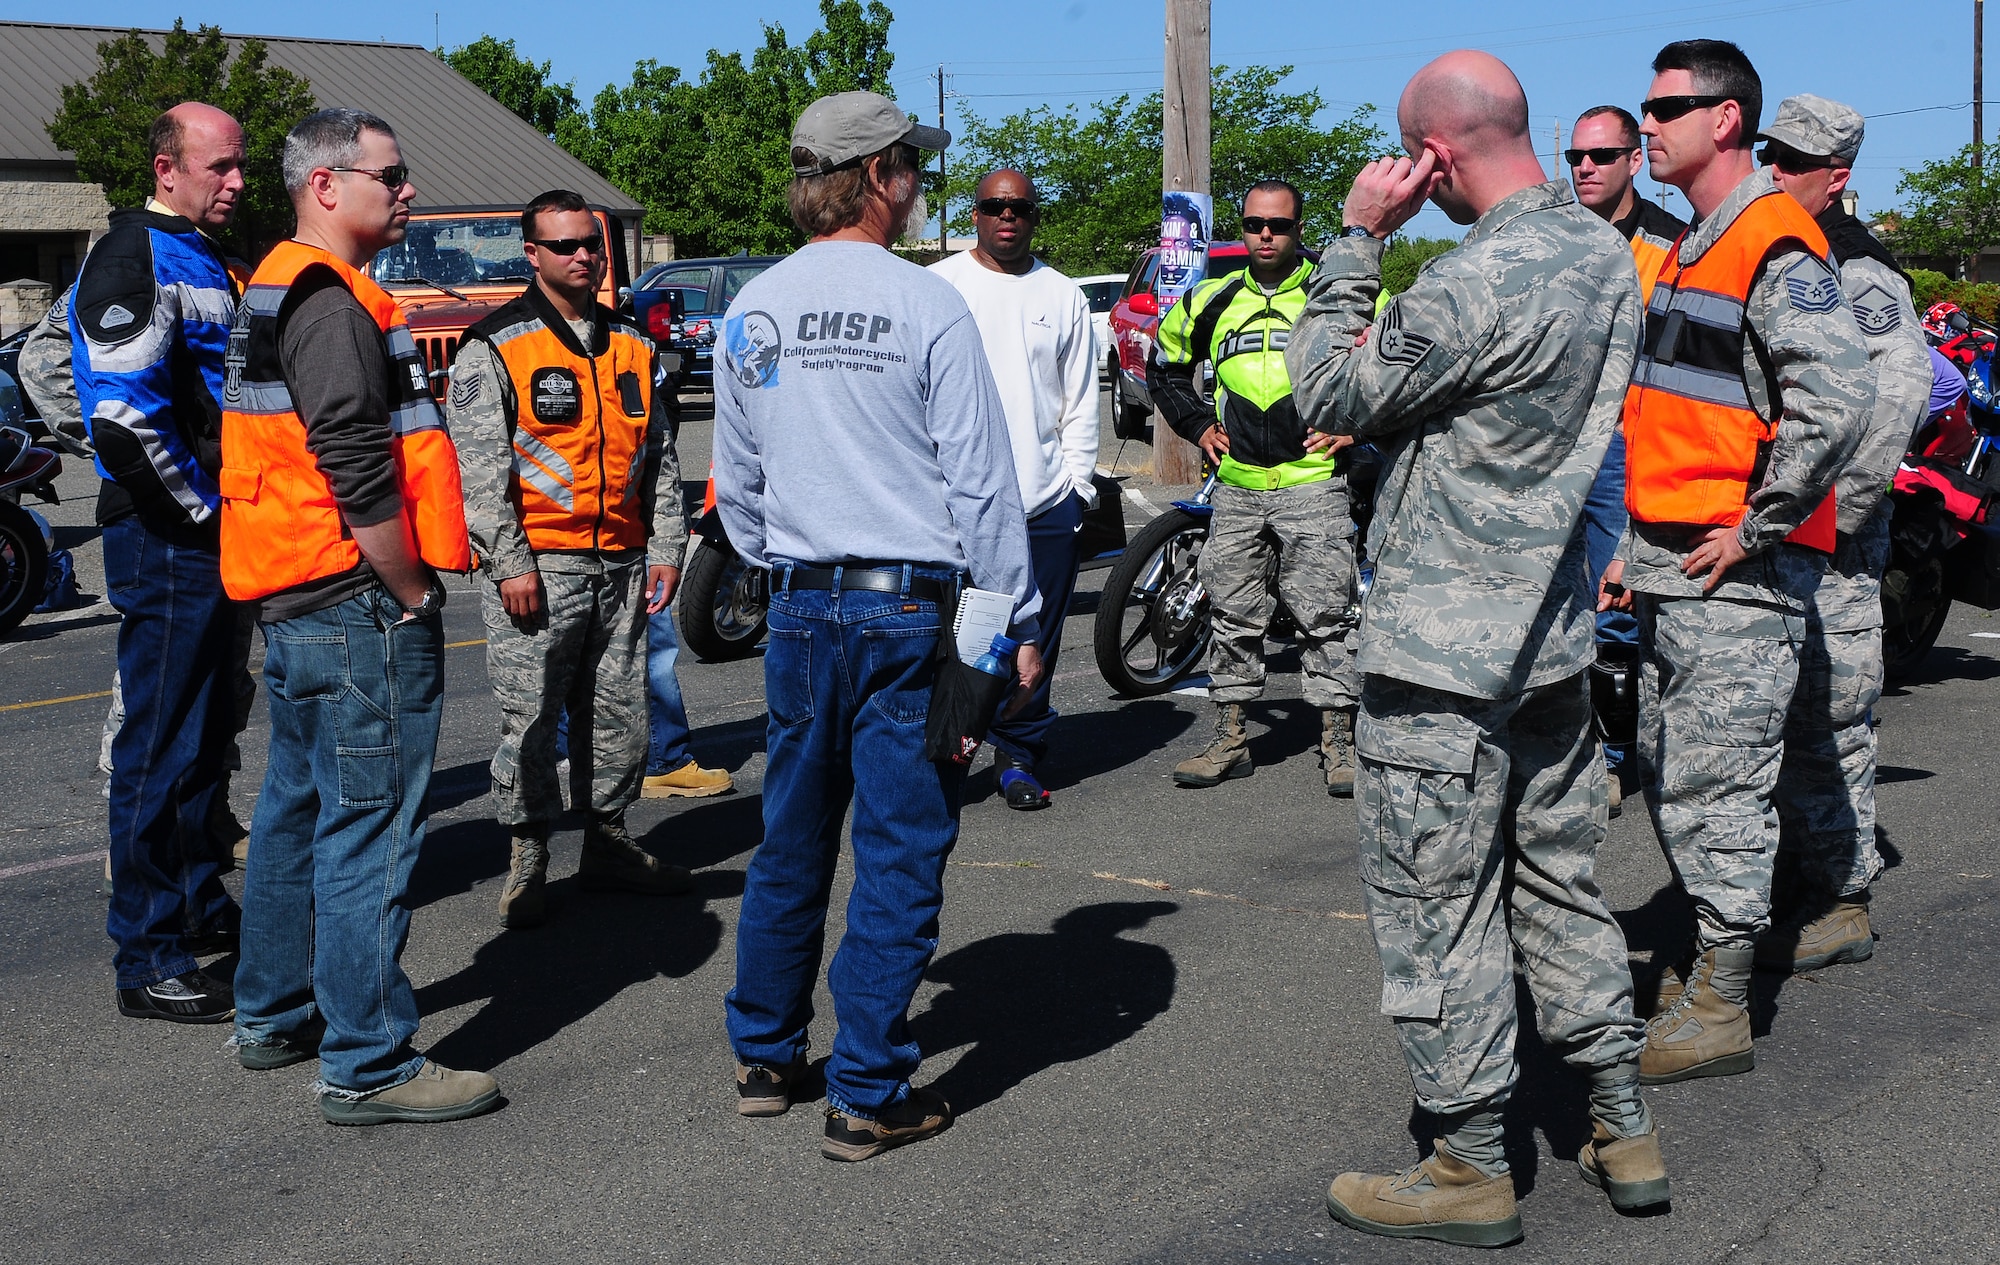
{"left": 328, "top": 164, "right": 410, "bottom": 190}
{"left": 1640, "top": 95, "right": 1732, "bottom": 123}
{"left": 1564, "top": 146, "right": 1639, "bottom": 168}
{"left": 1758, "top": 144, "right": 1838, "bottom": 175}
{"left": 529, "top": 234, "right": 604, "bottom": 256}
{"left": 1240, "top": 215, "right": 1298, "bottom": 236}
{"left": 975, "top": 197, "right": 1038, "bottom": 218}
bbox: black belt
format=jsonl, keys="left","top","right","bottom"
{"left": 780, "top": 566, "right": 952, "bottom": 603}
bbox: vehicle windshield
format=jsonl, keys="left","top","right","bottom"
{"left": 373, "top": 216, "right": 534, "bottom": 288}
{"left": 1080, "top": 280, "right": 1123, "bottom": 313}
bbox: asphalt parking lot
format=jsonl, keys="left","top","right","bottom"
{"left": 2, "top": 397, "right": 1996, "bottom": 1264}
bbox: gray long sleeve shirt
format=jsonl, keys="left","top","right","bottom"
{"left": 710, "top": 240, "right": 1040, "bottom": 630}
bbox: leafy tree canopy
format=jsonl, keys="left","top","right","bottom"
{"left": 1896, "top": 144, "right": 2000, "bottom": 277}
{"left": 47, "top": 19, "right": 315, "bottom": 256}
{"left": 943, "top": 65, "right": 1385, "bottom": 276}
{"left": 553, "top": 0, "right": 895, "bottom": 257}
{"left": 439, "top": 35, "right": 580, "bottom": 136}
{"left": 1382, "top": 236, "right": 1457, "bottom": 295}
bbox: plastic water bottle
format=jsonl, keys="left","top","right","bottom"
{"left": 972, "top": 634, "right": 1018, "bottom": 678}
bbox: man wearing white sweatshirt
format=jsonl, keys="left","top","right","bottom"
{"left": 931, "top": 170, "right": 1100, "bottom": 809}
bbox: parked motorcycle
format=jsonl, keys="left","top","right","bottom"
{"left": 0, "top": 394, "right": 63, "bottom": 635}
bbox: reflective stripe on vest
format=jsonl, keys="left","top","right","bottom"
{"left": 1622, "top": 189, "right": 1838, "bottom": 554}
{"left": 219, "top": 240, "right": 471, "bottom": 602}
{"left": 470, "top": 300, "right": 653, "bottom": 554}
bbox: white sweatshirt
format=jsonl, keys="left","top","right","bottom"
{"left": 929, "top": 251, "right": 1100, "bottom": 518}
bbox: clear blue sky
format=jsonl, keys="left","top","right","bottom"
{"left": 5, "top": 0, "right": 1980, "bottom": 242}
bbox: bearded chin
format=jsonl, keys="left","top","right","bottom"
{"left": 900, "top": 190, "right": 929, "bottom": 243}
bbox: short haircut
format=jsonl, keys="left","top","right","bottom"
{"left": 1576, "top": 105, "right": 1642, "bottom": 146}
{"left": 147, "top": 111, "right": 185, "bottom": 169}
{"left": 1244, "top": 179, "right": 1303, "bottom": 219}
{"left": 1652, "top": 39, "right": 1762, "bottom": 144}
{"left": 282, "top": 108, "right": 397, "bottom": 195}
{"left": 786, "top": 142, "right": 917, "bottom": 237}
{"left": 523, "top": 189, "right": 589, "bottom": 239}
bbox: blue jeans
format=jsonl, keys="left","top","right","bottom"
{"left": 101, "top": 516, "right": 237, "bottom": 988}
{"left": 233, "top": 587, "right": 444, "bottom": 1094}
{"left": 1583, "top": 428, "right": 1638, "bottom": 772}
{"left": 554, "top": 605, "right": 693, "bottom": 776}
{"left": 987, "top": 491, "right": 1082, "bottom": 769}
{"left": 725, "top": 564, "right": 966, "bottom": 1118}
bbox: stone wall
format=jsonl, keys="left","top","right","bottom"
{"left": 0, "top": 279, "right": 55, "bottom": 338}
{"left": 0, "top": 180, "right": 111, "bottom": 238}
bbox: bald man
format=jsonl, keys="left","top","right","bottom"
{"left": 1288, "top": 52, "right": 1666, "bottom": 1245}
{"left": 70, "top": 102, "right": 249, "bottom": 1023}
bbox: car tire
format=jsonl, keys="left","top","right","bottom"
{"left": 1112, "top": 370, "right": 1151, "bottom": 441}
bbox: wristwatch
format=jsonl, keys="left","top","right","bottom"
{"left": 401, "top": 582, "right": 445, "bottom": 621}
{"left": 1340, "top": 224, "right": 1380, "bottom": 240}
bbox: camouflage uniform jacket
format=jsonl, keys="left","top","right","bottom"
{"left": 14, "top": 287, "right": 95, "bottom": 459}
{"left": 448, "top": 310, "right": 686, "bottom": 581}
{"left": 1820, "top": 227, "right": 1929, "bottom": 535}
{"left": 1617, "top": 169, "right": 1872, "bottom": 607}
{"left": 1286, "top": 179, "right": 1639, "bottom": 701}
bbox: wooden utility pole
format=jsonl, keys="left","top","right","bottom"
{"left": 1978, "top": 0, "right": 1986, "bottom": 170}
{"left": 1156, "top": 0, "right": 1210, "bottom": 485}
{"left": 937, "top": 64, "right": 949, "bottom": 256}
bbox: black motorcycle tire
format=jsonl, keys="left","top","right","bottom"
{"left": 0, "top": 497, "right": 49, "bottom": 638}
{"left": 677, "top": 537, "right": 768, "bottom": 662}
{"left": 1111, "top": 368, "right": 1151, "bottom": 440}
{"left": 1881, "top": 557, "right": 1952, "bottom": 681}
{"left": 1093, "top": 506, "right": 1212, "bottom": 696}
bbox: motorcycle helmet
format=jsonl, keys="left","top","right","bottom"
{"left": 1924, "top": 300, "right": 1967, "bottom": 343}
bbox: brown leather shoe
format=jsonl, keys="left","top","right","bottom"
{"left": 1756, "top": 897, "right": 1874, "bottom": 974}
{"left": 821, "top": 1086, "right": 953, "bottom": 1161}
{"left": 736, "top": 1058, "right": 807, "bottom": 1117}
{"left": 1577, "top": 1121, "right": 1671, "bottom": 1211}
{"left": 1325, "top": 1141, "right": 1523, "bottom": 1248}
{"left": 1640, "top": 947, "right": 1754, "bottom": 1084}
{"left": 319, "top": 1060, "right": 501, "bottom": 1125}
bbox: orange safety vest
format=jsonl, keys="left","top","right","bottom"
{"left": 1622, "top": 188, "right": 1839, "bottom": 554}
{"left": 458, "top": 287, "right": 655, "bottom": 554}
{"left": 1630, "top": 230, "right": 1673, "bottom": 307}
{"left": 218, "top": 240, "right": 471, "bottom": 601}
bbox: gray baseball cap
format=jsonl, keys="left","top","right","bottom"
{"left": 1758, "top": 93, "right": 1864, "bottom": 165}
{"left": 790, "top": 91, "right": 949, "bottom": 177}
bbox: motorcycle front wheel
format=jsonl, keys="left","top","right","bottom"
{"left": 1881, "top": 557, "right": 1951, "bottom": 681}
{"left": 678, "top": 537, "right": 768, "bottom": 662}
{"left": 1093, "top": 506, "right": 1211, "bottom": 696}
{"left": 0, "top": 497, "right": 49, "bottom": 637}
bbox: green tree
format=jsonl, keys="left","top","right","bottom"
{"left": 46, "top": 19, "right": 315, "bottom": 256}
{"left": 440, "top": 35, "right": 580, "bottom": 136}
{"left": 1381, "top": 236, "right": 1457, "bottom": 295}
{"left": 942, "top": 65, "right": 1385, "bottom": 275}
{"left": 559, "top": 0, "right": 895, "bottom": 257}
{"left": 1896, "top": 144, "right": 2000, "bottom": 279}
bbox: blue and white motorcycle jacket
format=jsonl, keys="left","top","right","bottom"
{"left": 68, "top": 207, "right": 243, "bottom": 542}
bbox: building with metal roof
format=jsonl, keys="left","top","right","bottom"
{"left": 0, "top": 21, "right": 644, "bottom": 301}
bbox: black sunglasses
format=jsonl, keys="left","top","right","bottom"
{"left": 1758, "top": 144, "right": 1838, "bottom": 175}
{"left": 1640, "top": 95, "right": 1732, "bottom": 123}
{"left": 1564, "top": 146, "right": 1639, "bottom": 167}
{"left": 1240, "top": 215, "right": 1298, "bottom": 236}
{"left": 530, "top": 235, "right": 604, "bottom": 256}
{"left": 975, "top": 197, "right": 1038, "bottom": 218}
{"left": 328, "top": 164, "right": 410, "bottom": 190}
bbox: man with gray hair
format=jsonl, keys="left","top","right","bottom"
{"left": 1758, "top": 94, "right": 1931, "bottom": 974}
{"left": 223, "top": 108, "right": 496, "bottom": 1125}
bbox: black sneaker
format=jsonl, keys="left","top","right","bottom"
{"left": 237, "top": 1016, "right": 327, "bottom": 1070}
{"left": 735, "top": 1057, "right": 807, "bottom": 1117}
{"left": 822, "top": 1085, "right": 953, "bottom": 1162}
{"left": 117, "top": 969, "right": 235, "bottom": 1024}
{"left": 185, "top": 926, "right": 240, "bottom": 958}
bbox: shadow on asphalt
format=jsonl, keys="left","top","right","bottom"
{"left": 969, "top": 698, "right": 1196, "bottom": 803}
{"left": 908, "top": 900, "right": 1178, "bottom": 1115}
{"left": 641, "top": 793, "right": 765, "bottom": 871}
{"left": 1614, "top": 881, "right": 1694, "bottom": 1019}
{"left": 1882, "top": 644, "right": 2000, "bottom": 694}
{"left": 414, "top": 866, "right": 743, "bottom": 1071}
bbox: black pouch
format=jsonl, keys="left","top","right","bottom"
{"left": 923, "top": 582, "right": 1012, "bottom": 766}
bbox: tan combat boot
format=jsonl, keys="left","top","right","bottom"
{"left": 1577, "top": 1122, "right": 1671, "bottom": 1211}
{"left": 579, "top": 817, "right": 694, "bottom": 895}
{"left": 498, "top": 834, "right": 550, "bottom": 929}
{"left": 1173, "top": 703, "right": 1253, "bottom": 787}
{"left": 1321, "top": 707, "right": 1357, "bottom": 799}
{"left": 1325, "top": 1140, "right": 1523, "bottom": 1248}
{"left": 1640, "top": 945, "right": 1754, "bottom": 1084}
{"left": 1756, "top": 895, "right": 1874, "bottom": 974}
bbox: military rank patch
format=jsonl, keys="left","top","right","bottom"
{"left": 1375, "top": 304, "right": 1434, "bottom": 367}
{"left": 448, "top": 373, "right": 481, "bottom": 410}
{"left": 1784, "top": 259, "right": 1842, "bottom": 314}
{"left": 1849, "top": 283, "right": 1903, "bottom": 337}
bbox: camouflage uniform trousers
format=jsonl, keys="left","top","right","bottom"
{"left": 1201, "top": 477, "right": 1359, "bottom": 711}
{"left": 1355, "top": 670, "right": 1641, "bottom": 1115}
{"left": 1775, "top": 512, "right": 1889, "bottom": 900}
{"left": 1634, "top": 589, "right": 1806, "bottom": 949}
{"left": 480, "top": 560, "right": 650, "bottom": 831}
